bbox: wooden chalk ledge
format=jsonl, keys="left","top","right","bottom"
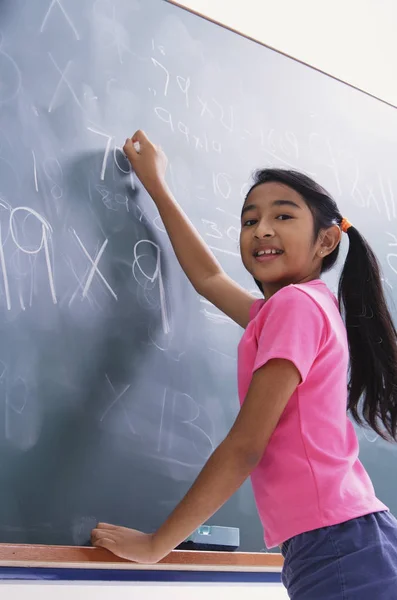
{"left": 0, "top": 544, "right": 283, "bottom": 571}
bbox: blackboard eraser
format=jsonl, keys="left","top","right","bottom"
{"left": 176, "top": 525, "right": 240, "bottom": 552}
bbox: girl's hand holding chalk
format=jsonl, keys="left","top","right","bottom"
{"left": 123, "top": 130, "right": 168, "bottom": 196}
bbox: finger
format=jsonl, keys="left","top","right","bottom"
{"left": 123, "top": 138, "right": 136, "bottom": 155}
{"left": 91, "top": 528, "right": 110, "bottom": 543}
{"left": 93, "top": 537, "right": 117, "bottom": 551}
{"left": 132, "top": 129, "right": 149, "bottom": 144}
{"left": 91, "top": 529, "right": 117, "bottom": 547}
{"left": 123, "top": 139, "right": 140, "bottom": 163}
{"left": 96, "top": 522, "right": 121, "bottom": 530}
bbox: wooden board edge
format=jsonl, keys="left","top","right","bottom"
{"left": 0, "top": 544, "right": 283, "bottom": 570}
{"left": 166, "top": 0, "right": 396, "bottom": 109}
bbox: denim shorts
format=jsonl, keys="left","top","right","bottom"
{"left": 281, "top": 511, "right": 397, "bottom": 599}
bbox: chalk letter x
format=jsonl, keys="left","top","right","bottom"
{"left": 72, "top": 229, "right": 117, "bottom": 300}
{"left": 48, "top": 53, "right": 83, "bottom": 113}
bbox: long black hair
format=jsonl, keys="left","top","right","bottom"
{"left": 247, "top": 169, "right": 397, "bottom": 441}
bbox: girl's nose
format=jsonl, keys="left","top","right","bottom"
{"left": 254, "top": 220, "right": 275, "bottom": 239}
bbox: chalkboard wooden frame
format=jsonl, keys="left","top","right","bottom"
{"left": 0, "top": 544, "right": 282, "bottom": 568}
{"left": 0, "top": 545, "right": 283, "bottom": 581}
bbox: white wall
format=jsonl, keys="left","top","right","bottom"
{"left": 0, "top": 582, "right": 288, "bottom": 599}
{"left": 172, "top": 0, "right": 397, "bottom": 107}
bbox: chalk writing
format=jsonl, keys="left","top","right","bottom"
{"left": 71, "top": 229, "right": 118, "bottom": 300}
{"left": 48, "top": 53, "right": 82, "bottom": 113}
{"left": 133, "top": 240, "right": 170, "bottom": 334}
{"left": 40, "top": 0, "right": 80, "bottom": 40}
{"left": 10, "top": 207, "right": 57, "bottom": 304}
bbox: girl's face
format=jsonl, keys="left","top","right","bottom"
{"left": 240, "top": 182, "right": 327, "bottom": 298}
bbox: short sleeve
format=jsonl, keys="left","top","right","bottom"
{"left": 253, "top": 286, "right": 326, "bottom": 383}
{"left": 249, "top": 299, "right": 265, "bottom": 321}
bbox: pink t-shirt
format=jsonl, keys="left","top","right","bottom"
{"left": 238, "top": 279, "right": 387, "bottom": 549}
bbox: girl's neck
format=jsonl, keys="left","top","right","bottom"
{"left": 261, "top": 275, "right": 322, "bottom": 300}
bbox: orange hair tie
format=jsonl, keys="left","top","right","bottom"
{"left": 340, "top": 217, "right": 352, "bottom": 233}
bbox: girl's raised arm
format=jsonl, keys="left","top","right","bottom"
{"left": 124, "top": 130, "right": 256, "bottom": 328}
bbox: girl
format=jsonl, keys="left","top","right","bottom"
{"left": 92, "top": 130, "right": 397, "bottom": 598}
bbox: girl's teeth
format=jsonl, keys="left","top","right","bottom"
{"left": 257, "top": 249, "right": 281, "bottom": 256}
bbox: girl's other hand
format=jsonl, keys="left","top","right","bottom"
{"left": 91, "top": 522, "right": 163, "bottom": 564}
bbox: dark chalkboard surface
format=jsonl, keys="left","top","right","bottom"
{"left": 0, "top": 0, "right": 396, "bottom": 552}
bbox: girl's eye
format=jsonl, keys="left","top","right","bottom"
{"left": 243, "top": 219, "right": 257, "bottom": 227}
{"left": 276, "top": 214, "right": 293, "bottom": 221}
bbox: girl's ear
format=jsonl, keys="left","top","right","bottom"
{"left": 317, "top": 225, "right": 341, "bottom": 257}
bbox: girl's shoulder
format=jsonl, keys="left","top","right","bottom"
{"left": 249, "top": 298, "right": 265, "bottom": 321}
{"left": 249, "top": 280, "right": 331, "bottom": 323}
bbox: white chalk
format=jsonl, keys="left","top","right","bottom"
{"left": 133, "top": 141, "right": 141, "bottom": 153}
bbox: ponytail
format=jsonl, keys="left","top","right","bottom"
{"left": 338, "top": 226, "right": 397, "bottom": 441}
